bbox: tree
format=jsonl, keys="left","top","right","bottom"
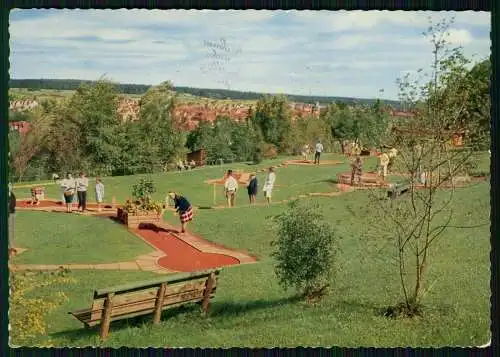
{"left": 252, "top": 94, "right": 293, "bottom": 152}
{"left": 10, "top": 109, "right": 51, "bottom": 181}
{"left": 365, "top": 17, "right": 483, "bottom": 317}
{"left": 443, "top": 58, "right": 490, "bottom": 150}
{"left": 324, "top": 100, "right": 389, "bottom": 152}
{"left": 42, "top": 99, "right": 87, "bottom": 176}
{"left": 270, "top": 200, "right": 339, "bottom": 302}
{"left": 68, "top": 80, "right": 123, "bottom": 174}
{"left": 138, "top": 81, "right": 186, "bottom": 171}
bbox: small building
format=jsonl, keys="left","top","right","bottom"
{"left": 187, "top": 147, "right": 207, "bottom": 166}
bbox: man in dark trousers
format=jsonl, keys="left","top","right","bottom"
{"left": 314, "top": 140, "right": 324, "bottom": 165}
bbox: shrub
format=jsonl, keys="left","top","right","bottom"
{"left": 270, "top": 200, "right": 339, "bottom": 301}
{"left": 252, "top": 147, "right": 263, "bottom": 164}
{"left": 132, "top": 178, "right": 156, "bottom": 204}
{"left": 10, "top": 270, "right": 76, "bottom": 346}
{"left": 262, "top": 143, "right": 278, "bottom": 159}
{"left": 127, "top": 178, "right": 163, "bottom": 214}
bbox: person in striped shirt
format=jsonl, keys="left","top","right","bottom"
{"left": 224, "top": 170, "right": 238, "bottom": 207}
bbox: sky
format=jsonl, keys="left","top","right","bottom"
{"left": 9, "top": 9, "right": 491, "bottom": 100}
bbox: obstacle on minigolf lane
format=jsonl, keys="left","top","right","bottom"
{"left": 204, "top": 170, "right": 250, "bottom": 185}
{"left": 336, "top": 171, "right": 390, "bottom": 188}
{"left": 284, "top": 159, "right": 344, "bottom": 166}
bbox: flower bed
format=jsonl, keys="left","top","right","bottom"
{"left": 117, "top": 207, "right": 163, "bottom": 229}
{"left": 116, "top": 178, "right": 165, "bottom": 229}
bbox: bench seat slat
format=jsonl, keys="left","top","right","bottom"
{"left": 68, "top": 269, "right": 221, "bottom": 339}
{"left": 78, "top": 294, "right": 215, "bottom": 326}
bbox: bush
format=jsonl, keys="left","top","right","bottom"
{"left": 10, "top": 270, "right": 76, "bottom": 346}
{"left": 262, "top": 143, "right": 278, "bottom": 159}
{"left": 252, "top": 147, "right": 263, "bottom": 164}
{"left": 270, "top": 200, "right": 339, "bottom": 301}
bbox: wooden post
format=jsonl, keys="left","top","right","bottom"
{"left": 201, "top": 273, "right": 216, "bottom": 314}
{"left": 152, "top": 283, "right": 167, "bottom": 325}
{"left": 99, "top": 293, "right": 114, "bottom": 341}
{"left": 111, "top": 196, "right": 116, "bottom": 209}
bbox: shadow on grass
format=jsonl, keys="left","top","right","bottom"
{"left": 310, "top": 178, "right": 340, "bottom": 185}
{"left": 51, "top": 296, "right": 303, "bottom": 344}
{"left": 209, "top": 295, "right": 303, "bottom": 317}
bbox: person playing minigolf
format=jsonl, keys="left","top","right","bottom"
{"left": 168, "top": 191, "right": 193, "bottom": 234}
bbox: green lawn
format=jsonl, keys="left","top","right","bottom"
{"left": 11, "top": 211, "right": 153, "bottom": 265}
{"left": 9, "top": 153, "right": 491, "bottom": 347}
{"left": 13, "top": 153, "right": 351, "bottom": 207}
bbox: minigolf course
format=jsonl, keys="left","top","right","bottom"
{"left": 12, "top": 199, "right": 257, "bottom": 274}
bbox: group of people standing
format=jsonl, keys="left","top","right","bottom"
{"left": 301, "top": 140, "right": 324, "bottom": 165}
{"left": 168, "top": 167, "right": 277, "bottom": 235}
{"left": 56, "top": 172, "right": 105, "bottom": 213}
{"left": 377, "top": 147, "right": 399, "bottom": 180}
{"left": 223, "top": 167, "right": 277, "bottom": 207}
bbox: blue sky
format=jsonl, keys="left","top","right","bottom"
{"left": 9, "top": 9, "right": 490, "bottom": 100}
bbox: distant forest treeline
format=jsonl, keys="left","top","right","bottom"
{"left": 9, "top": 78, "right": 402, "bottom": 108}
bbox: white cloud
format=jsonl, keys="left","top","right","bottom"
{"left": 292, "top": 10, "right": 490, "bottom": 31}
{"left": 445, "top": 28, "right": 474, "bottom": 44}
{"left": 9, "top": 9, "right": 491, "bottom": 100}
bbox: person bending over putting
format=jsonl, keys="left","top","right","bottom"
{"left": 247, "top": 174, "right": 258, "bottom": 204}
{"left": 263, "top": 167, "right": 276, "bottom": 204}
{"left": 350, "top": 156, "right": 363, "bottom": 186}
{"left": 224, "top": 170, "right": 238, "bottom": 207}
{"left": 168, "top": 192, "right": 193, "bottom": 234}
{"left": 30, "top": 187, "right": 41, "bottom": 206}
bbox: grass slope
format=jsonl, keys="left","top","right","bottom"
{"left": 9, "top": 153, "right": 491, "bottom": 347}
{"left": 11, "top": 211, "right": 153, "bottom": 265}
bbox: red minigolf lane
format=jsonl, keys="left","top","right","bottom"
{"left": 132, "top": 225, "right": 240, "bottom": 272}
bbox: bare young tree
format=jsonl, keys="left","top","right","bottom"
{"left": 364, "top": 17, "right": 487, "bottom": 317}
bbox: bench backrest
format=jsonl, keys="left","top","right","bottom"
{"left": 88, "top": 269, "right": 220, "bottom": 325}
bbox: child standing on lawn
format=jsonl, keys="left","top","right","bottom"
{"left": 168, "top": 192, "right": 193, "bottom": 234}
{"left": 95, "top": 177, "right": 105, "bottom": 212}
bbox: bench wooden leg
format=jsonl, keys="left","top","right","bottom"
{"left": 152, "top": 283, "right": 167, "bottom": 325}
{"left": 201, "top": 273, "right": 216, "bottom": 315}
{"left": 100, "top": 293, "right": 114, "bottom": 341}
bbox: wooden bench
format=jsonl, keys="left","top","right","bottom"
{"left": 387, "top": 181, "right": 411, "bottom": 199}
{"left": 69, "top": 269, "right": 220, "bottom": 341}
